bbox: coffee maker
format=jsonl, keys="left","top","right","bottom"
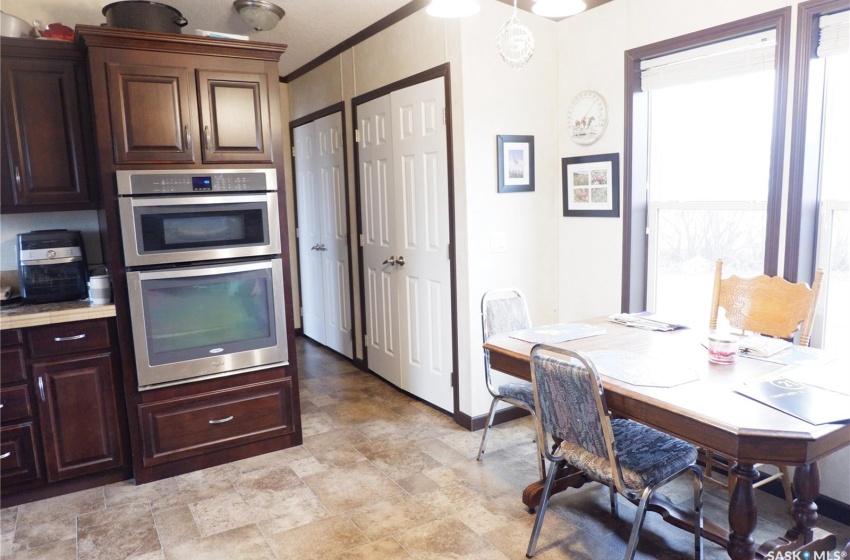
{"left": 17, "top": 230, "right": 88, "bottom": 304}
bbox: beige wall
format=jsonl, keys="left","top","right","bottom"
{"left": 286, "top": 1, "right": 562, "bottom": 420}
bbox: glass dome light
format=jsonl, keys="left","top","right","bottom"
{"left": 233, "top": 0, "right": 285, "bottom": 32}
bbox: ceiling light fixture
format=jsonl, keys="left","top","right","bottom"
{"left": 233, "top": 0, "right": 285, "bottom": 32}
{"left": 532, "top": 0, "right": 587, "bottom": 18}
{"left": 426, "top": 0, "right": 481, "bottom": 18}
{"left": 496, "top": 0, "right": 535, "bottom": 70}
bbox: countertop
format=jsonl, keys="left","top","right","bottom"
{"left": 0, "top": 299, "right": 116, "bottom": 330}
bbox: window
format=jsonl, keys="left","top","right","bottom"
{"left": 788, "top": 5, "right": 850, "bottom": 354}
{"left": 622, "top": 10, "right": 791, "bottom": 322}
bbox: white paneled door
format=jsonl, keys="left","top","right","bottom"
{"left": 294, "top": 112, "right": 353, "bottom": 358}
{"left": 358, "top": 77, "right": 453, "bottom": 412}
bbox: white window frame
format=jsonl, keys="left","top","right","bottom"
{"left": 810, "top": 200, "right": 849, "bottom": 349}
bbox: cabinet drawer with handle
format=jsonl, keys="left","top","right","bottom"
{"left": 0, "top": 422, "right": 43, "bottom": 486}
{"left": 0, "top": 385, "right": 34, "bottom": 424}
{"left": 27, "top": 319, "right": 110, "bottom": 358}
{"left": 138, "top": 379, "right": 294, "bottom": 467}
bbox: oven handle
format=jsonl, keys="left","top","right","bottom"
{"left": 208, "top": 415, "right": 234, "bottom": 424}
{"left": 130, "top": 258, "right": 278, "bottom": 281}
{"left": 122, "top": 193, "right": 277, "bottom": 207}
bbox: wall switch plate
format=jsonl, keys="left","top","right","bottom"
{"left": 489, "top": 231, "right": 508, "bottom": 253}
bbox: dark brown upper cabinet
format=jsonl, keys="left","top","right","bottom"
{"left": 79, "top": 27, "right": 282, "bottom": 167}
{"left": 0, "top": 38, "right": 97, "bottom": 213}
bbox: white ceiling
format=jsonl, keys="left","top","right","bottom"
{"left": 2, "top": 0, "right": 414, "bottom": 78}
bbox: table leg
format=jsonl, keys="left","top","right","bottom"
{"left": 758, "top": 462, "right": 837, "bottom": 555}
{"left": 728, "top": 462, "right": 759, "bottom": 560}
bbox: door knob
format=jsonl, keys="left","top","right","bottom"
{"left": 396, "top": 256, "right": 405, "bottom": 267}
{"left": 311, "top": 244, "right": 320, "bottom": 251}
{"left": 382, "top": 256, "right": 396, "bottom": 266}
{"left": 319, "top": 244, "right": 327, "bottom": 251}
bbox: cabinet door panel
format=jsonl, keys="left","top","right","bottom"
{"left": 34, "top": 353, "right": 122, "bottom": 482}
{"left": 198, "top": 70, "right": 272, "bottom": 163}
{"left": 107, "top": 62, "right": 197, "bottom": 163}
{"left": 1, "top": 57, "right": 93, "bottom": 209}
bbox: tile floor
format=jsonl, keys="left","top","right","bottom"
{"left": 1, "top": 337, "right": 848, "bottom": 559}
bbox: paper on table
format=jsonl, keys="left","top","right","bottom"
{"left": 740, "top": 344, "right": 835, "bottom": 367}
{"left": 735, "top": 374, "right": 850, "bottom": 425}
{"left": 780, "top": 359, "right": 849, "bottom": 396}
{"left": 608, "top": 313, "right": 687, "bottom": 332}
{"left": 509, "top": 323, "right": 606, "bottom": 344}
{"left": 737, "top": 334, "right": 792, "bottom": 357}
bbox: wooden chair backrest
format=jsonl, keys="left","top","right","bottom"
{"left": 709, "top": 260, "right": 824, "bottom": 346}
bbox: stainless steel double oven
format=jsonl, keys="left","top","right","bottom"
{"left": 117, "top": 169, "right": 288, "bottom": 390}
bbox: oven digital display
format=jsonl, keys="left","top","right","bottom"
{"left": 192, "top": 176, "right": 213, "bottom": 191}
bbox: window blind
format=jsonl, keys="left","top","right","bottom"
{"left": 640, "top": 30, "right": 776, "bottom": 91}
{"left": 817, "top": 10, "right": 849, "bottom": 58}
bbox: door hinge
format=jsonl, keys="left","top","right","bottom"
{"left": 355, "top": 129, "right": 360, "bottom": 143}
{"left": 443, "top": 107, "right": 447, "bottom": 125}
{"left": 299, "top": 306, "right": 303, "bottom": 317}
{"left": 296, "top": 228, "right": 299, "bottom": 238}
{"left": 364, "top": 333, "right": 369, "bottom": 346}
{"left": 291, "top": 145, "right": 295, "bottom": 157}
{"left": 447, "top": 243, "right": 451, "bottom": 259}
{"left": 359, "top": 233, "right": 365, "bottom": 247}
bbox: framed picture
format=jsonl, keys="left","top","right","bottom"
{"left": 497, "top": 135, "right": 535, "bottom": 193}
{"left": 562, "top": 153, "right": 620, "bottom": 217}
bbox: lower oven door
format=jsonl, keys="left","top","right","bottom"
{"left": 127, "top": 258, "right": 288, "bottom": 390}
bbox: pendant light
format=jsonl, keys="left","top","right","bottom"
{"left": 496, "top": 0, "right": 535, "bottom": 70}
{"left": 531, "top": 0, "right": 587, "bottom": 18}
{"left": 426, "top": 0, "right": 481, "bottom": 18}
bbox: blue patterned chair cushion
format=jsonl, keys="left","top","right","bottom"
{"left": 556, "top": 418, "right": 697, "bottom": 492}
{"left": 498, "top": 381, "right": 535, "bottom": 408}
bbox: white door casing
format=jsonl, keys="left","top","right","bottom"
{"left": 358, "top": 77, "right": 453, "bottom": 412}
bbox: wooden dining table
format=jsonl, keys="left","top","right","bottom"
{"left": 483, "top": 317, "right": 850, "bottom": 560}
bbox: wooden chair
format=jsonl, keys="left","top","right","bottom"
{"left": 705, "top": 259, "right": 824, "bottom": 505}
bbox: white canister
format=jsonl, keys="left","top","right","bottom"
{"left": 88, "top": 275, "right": 112, "bottom": 305}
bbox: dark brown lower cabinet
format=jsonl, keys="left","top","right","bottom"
{"left": 33, "top": 353, "right": 123, "bottom": 482}
{"left": 0, "top": 320, "right": 128, "bottom": 506}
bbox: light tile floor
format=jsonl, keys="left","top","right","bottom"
{"left": 1, "top": 338, "right": 848, "bottom": 559}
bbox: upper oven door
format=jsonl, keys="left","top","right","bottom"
{"left": 119, "top": 193, "right": 281, "bottom": 267}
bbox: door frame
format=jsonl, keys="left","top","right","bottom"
{"left": 351, "top": 63, "right": 459, "bottom": 416}
{"left": 289, "top": 102, "right": 356, "bottom": 356}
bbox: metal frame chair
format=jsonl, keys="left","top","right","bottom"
{"left": 478, "top": 288, "right": 546, "bottom": 480}
{"left": 526, "top": 345, "right": 703, "bottom": 560}
{"left": 705, "top": 259, "right": 824, "bottom": 506}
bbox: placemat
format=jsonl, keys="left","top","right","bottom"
{"left": 509, "top": 322, "right": 606, "bottom": 344}
{"left": 586, "top": 350, "right": 699, "bottom": 388}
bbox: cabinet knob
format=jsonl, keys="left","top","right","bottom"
{"left": 38, "top": 376, "right": 46, "bottom": 402}
{"left": 208, "top": 415, "right": 234, "bottom": 425}
{"left": 0, "top": 452, "right": 11, "bottom": 460}
{"left": 184, "top": 125, "right": 192, "bottom": 150}
{"left": 14, "top": 166, "right": 22, "bottom": 189}
{"left": 204, "top": 126, "right": 212, "bottom": 150}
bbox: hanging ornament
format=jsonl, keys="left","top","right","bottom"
{"left": 496, "top": 0, "right": 535, "bottom": 70}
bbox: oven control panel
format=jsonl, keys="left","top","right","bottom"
{"left": 116, "top": 169, "right": 277, "bottom": 195}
